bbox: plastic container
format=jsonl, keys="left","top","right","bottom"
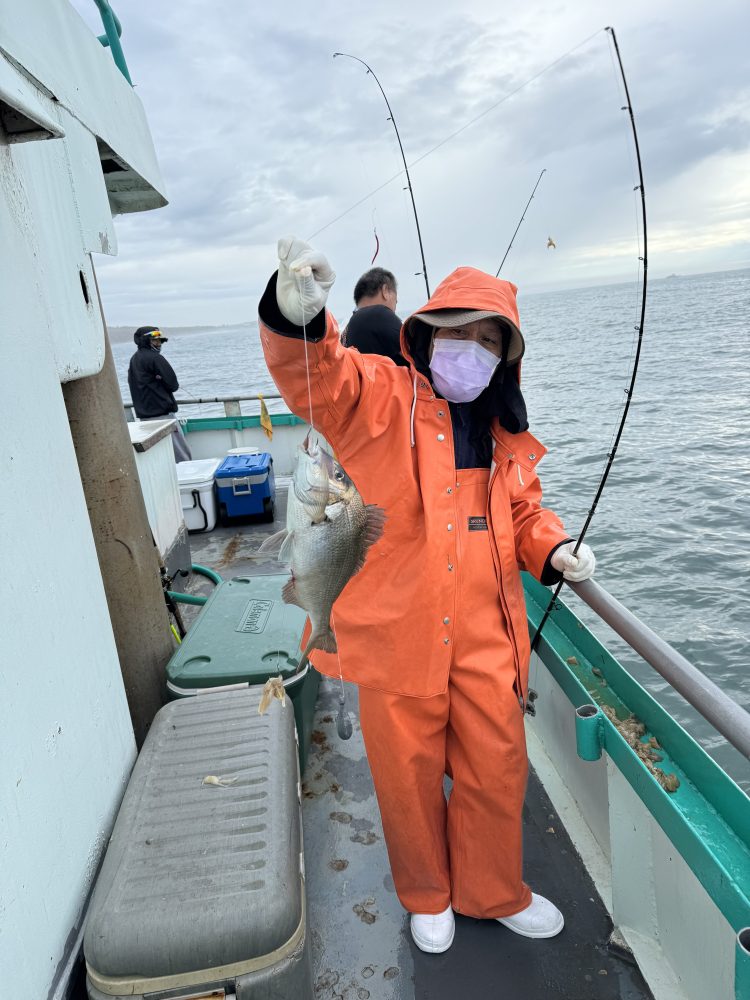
{"left": 84, "top": 689, "right": 312, "bottom": 1000}
{"left": 215, "top": 452, "right": 275, "bottom": 522}
{"left": 165, "top": 575, "right": 319, "bottom": 771}
{"left": 175, "top": 458, "right": 221, "bottom": 532}
{"left": 227, "top": 446, "right": 260, "bottom": 456}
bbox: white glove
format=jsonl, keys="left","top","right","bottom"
{"left": 276, "top": 236, "right": 336, "bottom": 326}
{"left": 550, "top": 540, "right": 596, "bottom": 582}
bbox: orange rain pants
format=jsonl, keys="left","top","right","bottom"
{"left": 358, "top": 469, "right": 532, "bottom": 919}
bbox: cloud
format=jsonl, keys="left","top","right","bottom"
{"left": 71, "top": 0, "right": 750, "bottom": 324}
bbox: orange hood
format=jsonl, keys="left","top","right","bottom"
{"left": 402, "top": 266, "right": 524, "bottom": 368}
{"left": 401, "top": 267, "right": 528, "bottom": 433}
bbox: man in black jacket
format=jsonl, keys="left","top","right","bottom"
{"left": 341, "top": 267, "right": 407, "bottom": 366}
{"left": 127, "top": 326, "right": 192, "bottom": 462}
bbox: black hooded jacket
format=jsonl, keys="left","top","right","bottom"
{"left": 127, "top": 327, "right": 180, "bottom": 418}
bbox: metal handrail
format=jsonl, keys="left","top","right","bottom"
{"left": 92, "top": 0, "right": 132, "bottom": 84}
{"left": 568, "top": 578, "right": 750, "bottom": 760}
{"left": 122, "top": 393, "right": 285, "bottom": 414}
{"left": 173, "top": 393, "right": 284, "bottom": 406}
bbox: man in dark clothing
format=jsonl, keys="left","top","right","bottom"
{"left": 341, "top": 267, "right": 408, "bottom": 366}
{"left": 127, "top": 326, "right": 192, "bottom": 462}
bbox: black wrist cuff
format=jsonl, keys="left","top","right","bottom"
{"left": 258, "top": 272, "right": 327, "bottom": 341}
{"left": 540, "top": 538, "right": 575, "bottom": 586}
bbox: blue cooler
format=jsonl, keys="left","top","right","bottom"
{"left": 215, "top": 452, "right": 275, "bottom": 522}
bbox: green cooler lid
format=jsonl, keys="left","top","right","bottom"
{"left": 167, "top": 576, "right": 307, "bottom": 695}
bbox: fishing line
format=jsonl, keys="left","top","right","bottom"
{"left": 330, "top": 609, "right": 352, "bottom": 740}
{"left": 333, "top": 51, "right": 431, "bottom": 298}
{"left": 529, "top": 26, "right": 648, "bottom": 660}
{"left": 292, "top": 268, "right": 353, "bottom": 740}
{"left": 294, "top": 270, "right": 317, "bottom": 432}
{"left": 311, "top": 29, "right": 605, "bottom": 242}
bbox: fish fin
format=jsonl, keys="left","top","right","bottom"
{"left": 363, "top": 504, "right": 387, "bottom": 547}
{"left": 257, "top": 528, "right": 288, "bottom": 556}
{"left": 316, "top": 629, "right": 338, "bottom": 654}
{"left": 277, "top": 531, "right": 296, "bottom": 563}
{"left": 351, "top": 504, "right": 387, "bottom": 575}
{"left": 281, "top": 577, "right": 306, "bottom": 608}
{"left": 302, "top": 629, "right": 337, "bottom": 655}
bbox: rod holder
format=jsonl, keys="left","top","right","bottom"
{"left": 575, "top": 704, "right": 604, "bottom": 761}
{"left": 736, "top": 928, "right": 750, "bottom": 1000}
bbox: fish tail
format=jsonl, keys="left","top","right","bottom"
{"left": 296, "top": 626, "right": 337, "bottom": 674}
{"left": 312, "top": 628, "right": 338, "bottom": 654}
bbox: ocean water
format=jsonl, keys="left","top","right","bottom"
{"left": 112, "top": 268, "right": 750, "bottom": 790}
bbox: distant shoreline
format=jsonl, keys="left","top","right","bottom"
{"left": 107, "top": 322, "right": 257, "bottom": 344}
{"left": 107, "top": 265, "right": 749, "bottom": 337}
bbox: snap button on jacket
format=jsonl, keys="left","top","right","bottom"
{"left": 258, "top": 269, "right": 570, "bottom": 699}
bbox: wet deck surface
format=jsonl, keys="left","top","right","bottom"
{"left": 177, "top": 495, "right": 654, "bottom": 1000}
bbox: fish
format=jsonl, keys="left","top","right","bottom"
{"left": 259, "top": 435, "right": 386, "bottom": 665}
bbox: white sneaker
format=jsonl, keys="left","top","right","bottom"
{"left": 410, "top": 904, "right": 455, "bottom": 953}
{"left": 496, "top": 892, "right": 564, "bottom": 939}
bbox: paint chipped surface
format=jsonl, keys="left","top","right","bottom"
{"left": 303, "top": 677, "right": 413, "bottom": 998}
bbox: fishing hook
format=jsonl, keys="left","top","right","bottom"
{"left": 529, "top": 26, "right": 648, "bottom": 661}
{"left": 496, "top": 168, "right": 546, "bottom": 276}
{"left": 333, "top": 51, "right": 431, "bottom": 298}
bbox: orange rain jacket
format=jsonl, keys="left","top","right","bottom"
{"left": 258, "top": 266, "right": 571, "bottom": 701}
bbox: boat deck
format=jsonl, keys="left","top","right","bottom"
{"left": 173, "top": 486, "right": 655, "bottom": 1000}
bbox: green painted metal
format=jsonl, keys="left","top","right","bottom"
{"left": 92, "top": 0, "right": 132, "bottom": 85}
{"left": 182, "top": 413, "right": 306, "bottom": 433}
{"left": 523, "top": 572, "right": 750, "bottom": 934}
{"left": 575, "top": 704, "right": 604, "bottom": 761}
{"left": 95, "top": 7, "right": 121, "bottom": 46}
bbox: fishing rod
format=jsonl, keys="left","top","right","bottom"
{"left": 311, "top": 30, "right": 603, "bottom": 243}
{"left": 530, "top": 26, "right": 648, "bottom": 664}
{"left": 495, "top": 168, "right": 546, "bottom": 276}
{"left": 333, "top": 51, "right": 431, "bottom": 299}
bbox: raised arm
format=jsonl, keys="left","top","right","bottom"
{"left": 258, "top": 237, "right": 383, "bottom": 445}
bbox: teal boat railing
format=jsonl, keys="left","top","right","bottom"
{"left": 92, "top": 0, "right": 132, "bottom": 85}
{"left": 523, "top": 572, "right": 750, "bottom": 941}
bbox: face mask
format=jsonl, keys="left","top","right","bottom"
{"left": 150, "top": 340, "right": 163, "bottom": 353}
{"left": 429, "top": 338, "right": 500, "bottom": 403}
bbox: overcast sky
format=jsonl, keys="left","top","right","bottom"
{"left": 71, "top": 0, "right": 750, "bottom": 326}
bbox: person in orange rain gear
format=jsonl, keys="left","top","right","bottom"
{"left": 257, "top": 236, "right": 596, "bottom": 954}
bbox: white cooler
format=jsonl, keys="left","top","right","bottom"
{"left": 176, "top": 458, "right": 221, "bottom": 532}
